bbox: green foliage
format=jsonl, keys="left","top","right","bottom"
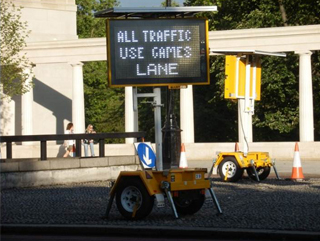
{"left": 161, "top": 0, "right": 180, "bottom": 7}
{"left": 312, "top": 51, "right": 320, "bottom": 141}
{"left": 281, "top": 0, "right": 320, "bottom": 26}
{"left": 253, "top": 54, "right": 299, "bottom": 140}
{"left": 0, "top": 1, "right": 34, "bottom": 99}
{"left": 77, "top": 0, "right": 119, "bottom": 38}
{"left": 82, "top": 61, "right": 125, "bottom": 141}
{"left": 194, "top": 56, "right": 238, "bottom": 142}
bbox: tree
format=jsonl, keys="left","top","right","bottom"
{"left": 0, "top": 0, "right": 33, "bottom": 99}
{"left": 161, "top": 0, "right": 180, "bottom": 7}
{"left": 185, "top": 0, "right": 320, "bottom": 141}
{"left": 77, "top": 0, "right": 118, "bottom": 38}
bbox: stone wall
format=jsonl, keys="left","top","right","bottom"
{"left": 1, "top": 155, "right": 140, "bottom": 189}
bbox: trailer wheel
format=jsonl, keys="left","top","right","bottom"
{"left": 116, "top": 178, "right": 154, "bottom": 220}
{"left": 218, "top": 157, "right": 244, "bottom": 182}
{"left": 173, "top": 190, "right": 205, "bottom": 215}
{"left": 247, "top": 166, "right": 271, "bottom": 181}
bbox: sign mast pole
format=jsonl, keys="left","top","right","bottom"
{"left": 162, "top": 0, "right": 181, "bottom": 169}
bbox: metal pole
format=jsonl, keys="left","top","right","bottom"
{"left": 162, "top": 89, "right": 181, "bottom": 169}
{"left": 133, "top": 88, "right": 139, "bottom": 134}
{"left": 40, "top": 140, "right": 47, "bottom": 161}
{"left": 154, "top": 88, "right": 163, "bottom": 171}
{"left": 99, "top": 139, "right": 105, "bottom": 157}
{"left": 76, "top": 139, "right": 81, "bottom": 157}
{"left": 243, "top": 55, "right": 251, "bottom": 156}
{"left": 6, "top": 141, "right": 12, "bottom": 159}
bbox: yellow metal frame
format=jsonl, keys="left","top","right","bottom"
{"left": 110, "top": 168, "right": 211, "bottom": 196}
{"left": 224, "top": 55, "right": 261, "bottom": 101}
{"left": 214, "top": 151, "right": 272, "bottom": 169}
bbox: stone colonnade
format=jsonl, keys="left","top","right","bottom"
{"left": 15, "top": 24, "right": 319, "bottom": 142}
{"left": 124, "top": 50, "right": 315, "bottom": 143}
{"left": 19, "top": 62, "right": 86, "bottom": 135}
{"left": 17, "top": 50, "right": 314, "bottom": 142}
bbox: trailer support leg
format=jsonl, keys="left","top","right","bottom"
{"left": 104, "top": 192, "right": 115, "bottom": 219}
{"left": 208, "top": 187, "right": 223, "bottom": 214}
{"left": 272, "top": 159, "right": 281, "bottom": 180}
{"left": 165, "top": 189, "right": 179, "bottom": 219}
{"left": 208, "top": 158, "right": 217, "bottom": 178}
{"left": 161, "top": 181, "right": 179, "bottom": 219}
{"left": 250, "top": 159, "right": 260, "bottom": 182}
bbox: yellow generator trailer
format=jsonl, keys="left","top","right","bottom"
{"left": 105, "top": 168, "right": 222, "bottom": 220}
{"left": 211, "top": 151, "right": 279, "bottom": 182}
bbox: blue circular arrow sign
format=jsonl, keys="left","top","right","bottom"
{"left": 137, "top": 143, "right": 156, "bottom": 168}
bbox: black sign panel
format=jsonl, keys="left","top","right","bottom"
{"left": 107, "top": 19, "right": 209, "bottom": 87}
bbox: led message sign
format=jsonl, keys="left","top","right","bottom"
{"left": 107, "top": 19, "right": 209, "bottom": 87}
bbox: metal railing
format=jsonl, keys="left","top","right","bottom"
{"left": 0, "top": 132, "right": 145, "bottom": 160}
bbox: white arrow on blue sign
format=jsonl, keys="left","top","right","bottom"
{"left": 136, "top": 143, "right": 156, "bottom": 168}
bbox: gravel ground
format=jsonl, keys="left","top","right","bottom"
{"left": 1, "top": 178, "right": 320, "bottom": 232}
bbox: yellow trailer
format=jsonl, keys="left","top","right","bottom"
{"left": 210, "top": 151, "right": 278, "bottom": 182}
{"left": 105, "top": 168, "right": 222, "bottom": 220}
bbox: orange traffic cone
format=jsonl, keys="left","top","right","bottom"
{"left": 235, "top": 142, "right": 240, "bottom": 152}
{"left": 291, "top": 142, "right": 304, "bottom": 180}
{"left": 179, "top": 143, "right": 188, "bottom": 168}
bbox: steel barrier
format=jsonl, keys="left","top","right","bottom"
{"left": 0, "top": 132, "right": 145, "bottom": 160}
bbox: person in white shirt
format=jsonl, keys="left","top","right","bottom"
{"left": 63, "top": 123, "right": 75, "bottom": 157}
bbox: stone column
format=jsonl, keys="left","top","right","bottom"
{"left": 71, "top": 62, "right": 85, "bottom": 134}
{"left": 180, "top": 85, "right": 195, "bottom": 143}
{"left": 21, "top": 67, "right": 34, "bottom": 139}
{"left": 125, "top": 86, "right": 137, "bottom": 144}
{"left": 295, "top": 50, "right": 314, "bottom": 142}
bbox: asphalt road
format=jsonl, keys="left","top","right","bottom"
{"left": 2, "top": 179, "right": 320, "bottom": 240}
{"left": 1, "top": 234, "right": 254, "bottom": 241}
{"left": 1, "top": 159, "right": 320, "bottom": 240}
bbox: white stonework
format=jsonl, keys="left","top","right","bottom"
{"left": 71, "top": 62, "right": 85, "bottom": 134}
{"left": 208, "top": 24, "right": 320, "bottom": 52}
{"left": 180, "top": 85, "right": 195, "bottom": 143}
{"left": 32, "top": 62, "right": 73, "bottom": 135}
{"left": 125, "top": 87, "right": 137, "bottom": 144}
{"left": 296, "top": 50, "right": 314, "bottom": 142}
{"left": 2, "top": 0, "right": 78, "bottom": 135}
{"left": 17, "top": 0, "right": 78, "bottom": 42}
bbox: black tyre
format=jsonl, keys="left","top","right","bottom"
{"left": 173, "top": 190, "right": 205, "bottom": 215}
{"left": 115, "top": 178, "right": 154, "bottom": 220}
{"left": 247, "top": 166, "right": 271, "bottom": 181}
{"left": 218, "top": 156, "right": 244, "bottom": 182}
